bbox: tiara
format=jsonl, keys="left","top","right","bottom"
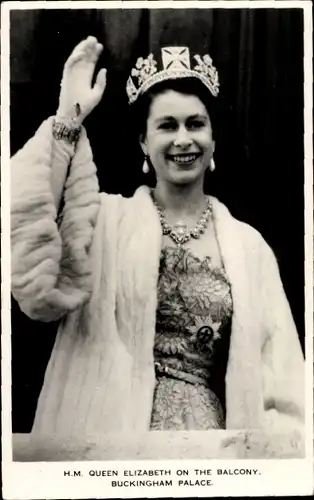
{"left": 126, "top": 46, "right": 219, "bottom": 104}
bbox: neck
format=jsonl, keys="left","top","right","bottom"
{"left": 153, "top": 178, "right": 206, "bottom": 218}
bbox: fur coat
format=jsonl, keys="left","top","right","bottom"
{"left": 11, "top": 118, "right": 305, "bottom": 459}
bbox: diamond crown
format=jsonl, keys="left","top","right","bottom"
{"left": 127, "top": 46, "right": 219, "bottom": 104}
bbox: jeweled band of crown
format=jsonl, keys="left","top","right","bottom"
{"left": 127, "top": 47, "right": 219, "bottom": 104}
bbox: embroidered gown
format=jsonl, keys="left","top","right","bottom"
{"left": 150, "top": 246, "right": 233, "bottom": 430}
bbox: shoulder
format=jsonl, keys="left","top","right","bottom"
{"left": 211, "top": 196, "right": 274, "bottom": 259}
{"left": 100, "top": 185, "right": 153, "bottom": 212}
{"left": 98, "top": 185, "right": 153, "bottom": 225}
{"left": 99, "top": 185, "right": 149, "bottom": 204}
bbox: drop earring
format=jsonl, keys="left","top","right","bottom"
{"left": 142, "top": 155, "right": 149, "bottom": 174}
{"left": 209, "top": 157, "right": 216, "bottom": 172}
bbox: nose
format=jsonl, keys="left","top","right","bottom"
{"left": 173, "top": 125, "right": 192, "bottom": 148}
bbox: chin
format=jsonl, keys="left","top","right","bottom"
{"left": 169, "top": 169, "right": 204, "bottom": 186}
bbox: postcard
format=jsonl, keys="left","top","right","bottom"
{"left": 1, "top": 1, "right": 313, "bottom": 498}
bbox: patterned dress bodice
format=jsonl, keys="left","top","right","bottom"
{"left": 150, "top": 246, "right": 233, "bottom": 430}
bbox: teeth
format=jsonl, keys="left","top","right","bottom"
{"left": 172, "top": 154, "right": 198, "bottom": 164}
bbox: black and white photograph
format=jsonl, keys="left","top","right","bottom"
{"left": 1, "top": 1, "right": 313, "bottom": 498}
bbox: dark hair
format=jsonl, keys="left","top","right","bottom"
{"left": 130, "top": 77, "right": 218, "bottom": 139}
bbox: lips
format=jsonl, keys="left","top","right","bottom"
{"left": 167, "top": 153, "right": 202, "bottom": 165}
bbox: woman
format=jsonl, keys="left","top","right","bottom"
{"left": 11, "top": 37, "right": 304, "bottom": 455}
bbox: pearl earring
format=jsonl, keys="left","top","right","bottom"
{"left": 209, "top": 157, "right": 216, "bottom": 172}
{"left": 142, "top": 156, "right": 149, "bottom": 174}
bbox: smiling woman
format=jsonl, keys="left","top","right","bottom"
{"left": 141, "top": 89, "right": 214, "bottom": 187}
{"left": 133, "top": 77, "right": 217, "bottom": 178}
{"left": 10, "top": 33, "right": 304, "bottom": 457}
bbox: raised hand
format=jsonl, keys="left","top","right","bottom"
{"left": 57, "top": 36, "right": 107, "bottom": 124}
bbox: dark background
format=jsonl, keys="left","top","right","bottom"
{"left": 10, "top": 8, "right": 305, "bottom": 432}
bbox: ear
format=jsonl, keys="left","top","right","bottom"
{"left": 139, "top": 133, "right": 147, "bottom": 156}
{"left": 212, "top": 140, "right": 216, "bottom": 154}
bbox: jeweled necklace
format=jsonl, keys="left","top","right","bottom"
{"left": 151, "top": 191, "right": 213, "bottom": 246}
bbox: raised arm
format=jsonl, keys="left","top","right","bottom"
{"left": 54, "top": 36, "right": 107, "bottom": 209}
{"left": 11, "top": 37, "right": 107, "bottom": 323}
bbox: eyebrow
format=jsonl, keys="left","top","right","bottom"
{"left": 154, "top": 114, "right": 208, "bottom": 122}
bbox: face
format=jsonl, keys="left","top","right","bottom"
{"left": 140, "top": 89, "right": 215, "bottom": 186}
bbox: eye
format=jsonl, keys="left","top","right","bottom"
{"left": 187, "top": 120, "right": 205, "bottom": 130}
{"left": 158, "top": 121, "right": 177, "bottom": 131}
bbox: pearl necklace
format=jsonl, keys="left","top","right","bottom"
{"left": 151, "top": 192, "right": 213, "bottom": 246}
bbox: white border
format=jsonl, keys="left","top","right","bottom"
{"left": 1, "top": 1, "right": 313, "bottom": 498}
{"left": 1, "top": 0, "right": 13, "bottom": 473}
{"left": 1, "top": 1, "right": 312, "bottom": 10}
{"left": 303, "top": 2, "right": 314, "bottom": 467}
